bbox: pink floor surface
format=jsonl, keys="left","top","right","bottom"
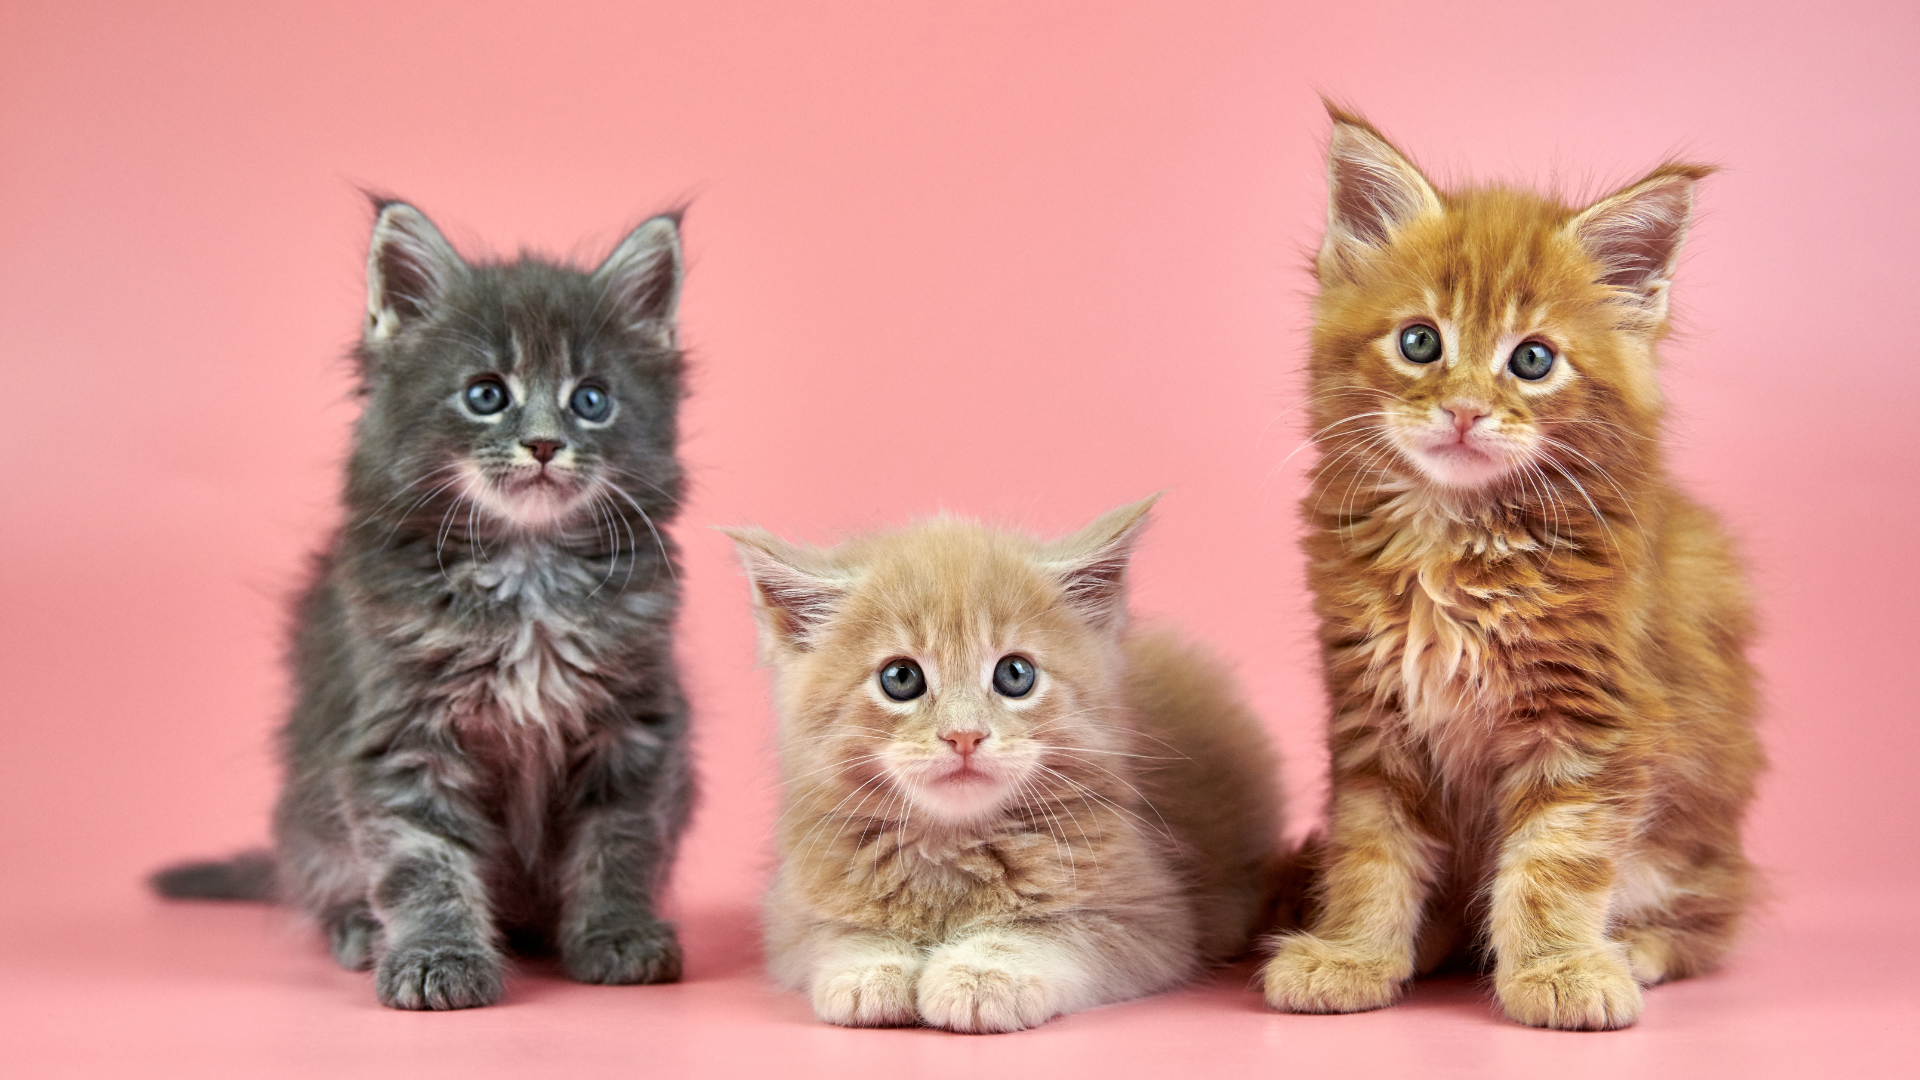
{"left": 1, "top": 884, "right": 1910, "bottom": 1079}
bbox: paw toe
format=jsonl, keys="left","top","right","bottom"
{"left": 327, "top": 908, "right": 381, "bottom": 972}
{"left": 916, "top": 962, "right": 1052, "bottom": 1033}
{"left": 563, "top": 920, "right": 683, "bottom": 986}
{"left": 1498, "top": 947, "right": 1643, "bottom": 1030}
{"left": 375, "top": 944, "right": 504, "bottom": 1010}
{"left": 813, "top": 964, "right": 920, "bottom": 1027}
{"left": 1260, "top": 935, "right": 1407, "bottom": 1014}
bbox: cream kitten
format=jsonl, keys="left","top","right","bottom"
{"left": 726, "top": 498, "right": 1285, "bottom": 1032}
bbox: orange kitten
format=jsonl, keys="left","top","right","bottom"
{"left": 1260, "top": 106, "right": 1764, "bottom": 1030}
{"left": 728, "top": 498, "right": 1283, "bottom": 1032}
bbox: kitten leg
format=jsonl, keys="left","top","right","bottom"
{"left": 350, "top": 758, "right": 506, "bottom": 1011}
{"left": 1612, "top": 844, "right": 1752, "bottom": 986}
{"left": 324, "top": 900, "right": 382, "bottom": 971}
{"left": 803, "top": 928, "right": 925, "bottom": 1028}
{"left": 917, "top": 928, "right": 1075, "bottom": 1033}
{"left": 555, "top": 725, "right": 692, "bottom": 986}
{"left": 274, "top": 767, "right": 376, "bottom": 971}
{"left": 917, "top": 917, "right": 1194, "bottom": 1034}
{"left": 1487, "top": 772, "right": 1641, "bottom": 1031}
{"left": 1261, "top": 774, "right": 1440, "bottom": 1014}
{"left": 760, "top": 877, "right": 925, "bottom": 1026}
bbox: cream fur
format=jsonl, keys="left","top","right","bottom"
{"left": 730, "top": 500, "right": 1285, "bottom": 1032}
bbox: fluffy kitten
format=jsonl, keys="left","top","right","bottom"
{"left": 1259, "top": 107, "right": 1764, "bottom": 1030}
{"left": 152, "top": 199, "right": 694, "bottom": 1010}
{"left": 728, "top": 499, "right": 1284, "bottom": 1033}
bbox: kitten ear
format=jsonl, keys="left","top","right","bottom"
{"left": 1040, "top": 494, "right": 1160, "bottom": 631}
{"left": 1567, "top": 164, "right": 1714, "bottom": 323}
{"left": 1319, "top": 104, "right": 1443, "bottom": 280}
{"left": 595, "top": 214, "right": 685, "bottom": 349}
{"left": 722, "top": 527, "right": 849, "bottom": 652}
{"left": 365, "top": 199, "right": 464, "bottom": 341}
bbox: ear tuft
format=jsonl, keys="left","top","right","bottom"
{"left": 1040, "top": 495, "right": 1159, "bottom": 631}
{"left": 364, "top": 199, "right": 463, "bottom": 341}
{"left": 722, "top": 527, "right": 848, "bottom": 651}
{"left": 596, "top": 215, "right": 684, "bottom": 349}
{"left": 1319, "top": 104, "right": 1442, "bottom": 279}
{"left": 1567, "top": 164, "right": 1713, "bottom": 322}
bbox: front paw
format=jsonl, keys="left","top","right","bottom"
{"left": 1496, "top": 946, "right": 1643, "bottom": 1030}
{"left": 916, "top": 949, "right": 1056, "bottom": 1033}
{"left": 326, "top": 904, "right": 382, "bottom": 972}
{"left": 375, "top": 942, "right": 504, "bottom": 1010}
{"left": 812, "top": 962, "right": 920, "bottom": 1027}
{"left": 562, "top": 919, "right": 683, "bottom": 985}
{"left": 1261, "top": 933, "right": 1408, "bottom": 1014}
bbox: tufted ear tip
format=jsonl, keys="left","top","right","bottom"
{"left": 361, "top": 189, "right": 406, "bottom": 215}
{"left": 1319, "top": 96, "right": 1380, "bottom": 140}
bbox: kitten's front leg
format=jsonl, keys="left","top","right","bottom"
{"left": 804, "top": 928, "right": 925, "bottom": 1027}
{"left": 916, "top": 916, "right": 1193, "bottom": 1033}
{"left": 916, "top": 928, "right": 1075, "bottom": 1033}
{"left": 1262, "top": 766, "right": 1441, "bottom": 1014}
{"left": 1488, "top": 766, "right": 1641, "bottom": 1031}
{"left": 349, "top": 743, "right": 506, "bottom": 1010}
{"left": 555, "top": 721, "right": 691, "bottom": 986}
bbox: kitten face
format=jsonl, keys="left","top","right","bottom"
{"left": 731, "top": 501, "right": 1153, "bottom": 830}
{"left": 1321, "top": 216, "right": 1622, "bottom": 493}
{"left": 351, "top": 203, "right": 684, "bottom": 540}
{"left": 1310, "top": 111, "right": 1706, "bottom": 500}
{"left": 832, "top": 579, "right": 1112, "bottom": 825}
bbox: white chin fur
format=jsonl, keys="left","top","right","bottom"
{"left": 1410, "top": 446, "right": 1515, "bottom": 488}
{"left": 897, "top": 761, "right": 1019, "bottom": 824}
{"left": 1397, "top": 429, "right": 1526, "bottom": 489}
{"left": 459, "top": 463, "right": 587, "bottom": 530}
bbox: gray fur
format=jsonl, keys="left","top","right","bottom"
{"left": 152, "top": 199, "right": 695, "bottom": 1009}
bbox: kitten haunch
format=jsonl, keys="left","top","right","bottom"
{"left": 151, "top": 199, "right": 695, "bottom": 1010}
{"left": 730, "top": 499, "right": 1287, "bottom": 1032}
{"left": 1260, "top": 104, "right": 1763, "bottom": 1031}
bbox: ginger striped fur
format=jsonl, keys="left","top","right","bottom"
{"left": 1260, "top": 105, "right": 1764, "bottom": 1031}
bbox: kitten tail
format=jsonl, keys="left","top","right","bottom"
{"left": 148, "top": 849, "right": 277, "bottom": 902}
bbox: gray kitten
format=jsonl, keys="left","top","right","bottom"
{"left": 152, "top": 200, "right": 694, "bottom": 1010}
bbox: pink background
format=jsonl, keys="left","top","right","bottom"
{"left": 2, "top": 1, "right": 1915, "bottom": 1075}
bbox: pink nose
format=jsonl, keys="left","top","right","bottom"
{"left": 523, "top": 439, "right": 565, "bottom": 464}
{"left": 1442, "top": 401, "right": 1490, "bottom": 436}
{"left": 942, "top": 730, "right": 987, "bottom": 756}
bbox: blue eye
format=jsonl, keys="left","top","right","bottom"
{"left": 992, "top": 655, "right": 1035, "bottom": 698}
{"left": 879, "top": 659, "right": 926, "bottom": 702}
{"left": 570, "top": 383, "right": 612, "bottom": 421}
{"left": 1509, "top": 342, "right": 1555, "bottom": 381}
{"left": 464, "top": 378, "right": 509, "bottom": 415}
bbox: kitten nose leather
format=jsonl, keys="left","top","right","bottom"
{"left": 1443, "top": 401, "right": 1490, "bottom": 436}
{"left": 523, "top": 439, "right": 566, "bottom": 464}
{"left": 942, "top": 730, "right": 987, "bottom": 756}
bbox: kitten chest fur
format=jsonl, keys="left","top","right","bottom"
{"left": 779, "top": 822, "right": 1087, "bottom": 942}
{"left": 357, "top": 543, "right": 665, "bottom": 866}
{"left": 1328, "top": 494, "right": 1620, "bottom": 779}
